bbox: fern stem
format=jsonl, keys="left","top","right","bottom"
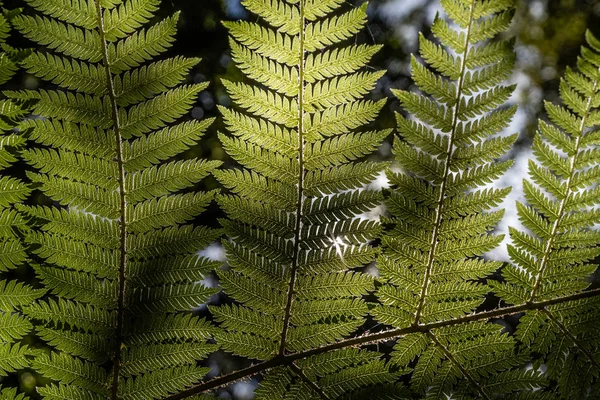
{"left": 279, "top": 0, "right": 306, "bottom": 356}
{"left": 290, "top": 363, "right": 331, "bottom": 400}
{"left": 93, "top": 1, "right": 128, "bottom": 397}
{"left": 528, "top": 78, "right": 599, "bottom": 303}
{"left": 427, "top": 331, "right": 491, "bottom": 400}
{"left": 165, "top": 288, "right": 600, "bottom": 399}
{"left": 542, "top": 308, "right": 600, "bottom": 369}
{"left": 413, "top": 0, "right": 477, "bottom": 326}
{"left": 164, "top": 359, "right": 278, "bottom": 400}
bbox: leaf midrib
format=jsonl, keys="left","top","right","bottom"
{"left": 278, "top": 0, "right": 307, "bottom": 357}
{"left": 93, "top": 1, "right": 128, "bottom": 398}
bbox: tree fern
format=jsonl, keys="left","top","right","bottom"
{"left": 207, "top": 0, "right": 393, "bottom": 397}
{"left": 0, "top": 4, "right": 41, "bottom": 391}
{"left": 371, "top": 0, "right": 546, "bottom": 397}
{"left": 492, "top": 31, "right": 600, "bottom": 397}
{"left": 0, "top": 0, "right": 598, "bottom": 398}
{"left": 10, "top": 0, "right": 220, "bottom": 398}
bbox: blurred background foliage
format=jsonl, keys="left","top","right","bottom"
{"left": 1, "top": 0, "right": 600, "bottom": 398}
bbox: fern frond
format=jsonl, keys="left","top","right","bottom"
{"left": 0, "top": 344, "right": 37, "bottom": 377}
{"left": 14, "top": 16, "right": 103, "bottom": 62}
{"left": 376, "top": 0, "right": 515, "bottom": 330}
{"left": 213, "top": 0, "right": 386, "bottom": 396}
{"left": 389, "top": 322, "right": 541, "bottom": 398}
{"left": 0, "top": 387, "right": 29, "bottom": 400}
{"left": 492, "top": 31, "right": 600, "bottom": 397}
{"left": 16, "top": 0, "right": 220, "bottom": 398}
{"left": 254, "top": 349, "right": 402, "bottom": 400}
{"left": 372, "top": 0, "right": 535, "bottom": 397}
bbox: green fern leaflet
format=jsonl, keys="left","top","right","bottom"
{"left": 10, "top": 0, "right": 220, "bottom": 398}
{"left": 211, "top": 0, "right": 394, "bottom": 397}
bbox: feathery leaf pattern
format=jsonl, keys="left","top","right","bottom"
{"left": 372, "top": 0, "right": 543, "bottom": 397}
{"left": 11, "top": 0, "right": 220, "bottom": 398}
{"left": 0, "top": 0, "right": 598, "bottom": 398}
{"left": 213, "top": 0, "right": 390, "bottom": 397}
{"left": 492, "top": 30, "right": 600, "bottom": 397}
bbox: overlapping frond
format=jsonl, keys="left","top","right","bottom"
{"left": 0, "top": 4, "right": 40, "bottom": 389}
{"left": 372, "top": 0, "right": 543, "bottom": 397}
{"left": 12, "top": 0, "right": 219, "bottom": 398}
{"left": 213, "top": 0, "right": 389, "bottom": 396}
{"left": 254, "top": 349, "right": 405, "bottom": 400}
{"left": 392, "top": 322, "right": 545, "bottom": 399}
{"left": 491, "top": 31, "right": 600, "bottom": 396}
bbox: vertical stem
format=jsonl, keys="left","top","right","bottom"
{"left": 279, "top": 0, "right": 306, "bottom": 356}
{"left": 93, "top": 1, "right": 128, "bottom": 398}
{"left": 413, "top": 0, "right": 476, "bottom": 326}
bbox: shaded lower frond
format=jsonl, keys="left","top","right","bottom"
{"left": 255, "top": 349, "right": 403, "bottom": 400}
{"left": 0, "top": 5, "right": 38, "bottom": 386}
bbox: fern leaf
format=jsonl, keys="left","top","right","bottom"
{"left": 13, "top": 16, "right": 102, "bottom": 62}
{"left": 107, "top": 14, "right": 178, "bottom": 73}
{"left": 115, "top": 57, "right": 200, "bottom": 107}
{"left": 24, "top": 0, "right": 98, "bottom": 29}
{"left": 254, "top": 349, "right": 401, "bottom": 400}
{"left": 305, "top": 44, "right": 382, "bottom": 82}
{"left": 38, "top": 385, "right": 104, "bottom": 400}
{"left": 373, "top": 0, "right": 537, "bottom": 397}
{"left": 21, "top": 53, "right": 107, "bottom": 95}
{"left": 102, "top": 0, "right": 160, "bottom": 41}
{"left": 120, "top": 366, "right": 210, "bottom": 400}
{"left": 214, "top": 0, "right": 386, "bottom": 396}
{"left": 492, "top": 31, "right": 600, "bottom": 397}
{"left": 0, "top": 344, "right": 37, "bottom": 377}
{"left": 0, "top": 387, "right": 29, "bottom": 400}
{"left": 16, "top": 0, "right": 220, "bottom": 398}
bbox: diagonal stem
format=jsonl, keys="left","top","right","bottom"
{"left": 542, "top": 308, "right": 600, "bottom": 370}
{"left": 279, "top": 0, "right": 306, "bottom": 356}
{"left": 413, "top": 0, "right": 477, "bottom": 326}
{"left": 427, "top": 331, "right": 490, "bottom": 400}
{"left": 93, "top": 1, "right": 128, "bottom": 398}
{"left": 165, "top": 288, "right": 600, "bottom": 399}
{"left": 290, "top": 363, "right": 331, "bottom": 400}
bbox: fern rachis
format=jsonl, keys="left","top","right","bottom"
{"left": 369, "top": 0, "right": 549, "bottom": 397}
{"left": 169, "top": 2, "right": 600, "bottom": 398}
